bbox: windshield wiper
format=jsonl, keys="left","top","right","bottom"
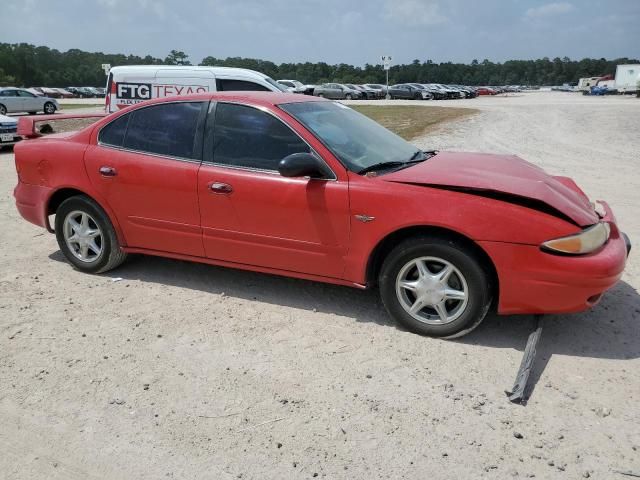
{"left": 358, "top": 161, "right": 407, "bottom": 175}
{"left": 358, "top": 151, "right": 438, "bottom": 175}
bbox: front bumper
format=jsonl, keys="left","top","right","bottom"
{"left": 480, "top": 202, "right": 630, "bottom": 315}
{"left": 0, "top": 134, "right": 22, "bottom": 146}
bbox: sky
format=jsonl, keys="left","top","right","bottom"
{"left": 1, "top": 0, "right": 639, "bottom": 66}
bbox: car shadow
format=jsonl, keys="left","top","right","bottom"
{"left": 49, "top": 250, "right": 640, "bottom": 399}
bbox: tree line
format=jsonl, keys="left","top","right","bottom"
{"left": 1, "top": 43, "right": 637, "bottom": 88}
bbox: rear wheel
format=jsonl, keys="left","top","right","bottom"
{"left": 345, "top": 93, "right": 353, "bottom": 100}
{"left": 379, "top": 236, "right": 492, "bottom": 338}
{"left": 55, "top": 196, "right": 127, "bottom": 274}
{"left": 0, "top": 104, "right": 6, "bottom": 115}
{"left": 44, "top": 102, "right": 56, "bottom": 114}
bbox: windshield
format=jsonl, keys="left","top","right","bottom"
{"left": 280, "top": 101, "right": 420, "bottom": 173}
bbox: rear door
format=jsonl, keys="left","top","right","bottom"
{"left": 85, "top": 101, "right": 208, "bottom": 256}
{"left": 197, "top": 102, "right": 350, "bottom": 278}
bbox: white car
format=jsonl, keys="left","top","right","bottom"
{"left": 0, "top": 114, "right": 20, "bottom": 149}
{"left": 0, "top": 87, "right": 60, "bottom": 115}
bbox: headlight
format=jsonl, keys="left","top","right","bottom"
{"left": 541, "top": 222, "right": 610, "bottom": 255}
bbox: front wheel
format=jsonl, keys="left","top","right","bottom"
{"left": 0, "top": 104, "right": 6, "bottom": 115}
{"left": 44, "top": 102, "right": 56, "bottom": 114}
{"left": 55, "top": 195, "right": 127, "bottom": 274}
{"left": 379, "top": 236, "right": 492, "bottom": 338}
{"left": 345, "top": 93, "right": 353, "bottom": 100}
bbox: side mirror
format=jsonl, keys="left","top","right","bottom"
{"left": 278, "top": 153, "right": 332, "bottom": 179}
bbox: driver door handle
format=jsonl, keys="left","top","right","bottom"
{"left": 209, "top": 182, "right": 233, "bottom": 194}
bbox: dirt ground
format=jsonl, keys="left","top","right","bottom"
{"left": 1, "top": 91, "right": 638, "bottom": 479}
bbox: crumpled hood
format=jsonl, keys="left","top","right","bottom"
{"left": 382, "top": 152, "right": 598, "bottom": 226}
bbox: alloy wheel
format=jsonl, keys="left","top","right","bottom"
{"left": 395, "top": 256, "right": 469, "bottom": 325}
{"left": 63, "top": 210, "right": 103, "bottom": 263}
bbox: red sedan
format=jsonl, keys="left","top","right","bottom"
{"left": 13, "top": 92, "right": 630, "bottom": 338}
{"left": 476, "top": 87, "right": 497, "bottom": 95}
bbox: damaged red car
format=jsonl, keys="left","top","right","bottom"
{"left": 13, "top": 92, "right": 630, "bottom": 337}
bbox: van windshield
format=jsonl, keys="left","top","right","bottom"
{"left": 265, "top": 77, "right": 289, "bottom": 92}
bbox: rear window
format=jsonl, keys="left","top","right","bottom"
{"left": 99, "top": 114, "right": 130, "bottom": 147}
{"left": 216, "top": 79, "right": 270, "bottom": 92}
{"left": 123, "top": 102, "right": 203, "bottom": 159}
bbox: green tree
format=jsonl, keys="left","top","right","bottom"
{"left": 164, "top": 50, "right": 191, "bottom": 66}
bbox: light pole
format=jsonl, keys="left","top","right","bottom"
{"left": 381, "top": 55, "right": 392, "bottom": 99}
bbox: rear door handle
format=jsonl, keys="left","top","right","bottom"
{"left": 209, "top": 182, "right": 233, "bottom": 194}
{"left": 99, "top": 166, "right": 117, "bottom": 177}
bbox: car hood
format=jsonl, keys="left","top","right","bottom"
{"left": 381, "top": 151, "right": 598, "bottom": 226}
{"left": 0, "top": 114, "right": 17, "bottom": 125}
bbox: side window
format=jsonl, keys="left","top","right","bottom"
{"left": 123, "top": 102, "right": 203, "bottom": 159}
{"left": 1, "top": 90, "right": 17, "bottom": 97}
{"left": 17, "top": 90, "right": 36, "bottom": 98}
{"left": 212, "top": 103, "right": 309, "bottom": 171}
{"left": 99, "top": 113, "right": 131, "bottom": 147}
{"left": 217, "top": 79, "right": 270, "bottom": 92}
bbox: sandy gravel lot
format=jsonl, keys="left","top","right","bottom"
{"left": 1, "top": 92, "right": 638, "bottom": 479}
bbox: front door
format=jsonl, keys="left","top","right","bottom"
{"left": 197, "top": 102, "right": 350, "bottom": 279}
{"left": 17, "top": 90, "right": 42, "bottom": 112}
{"left": 85, "top": 101, "right": 208, "bottom": 256}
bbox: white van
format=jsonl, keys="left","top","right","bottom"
{"left": 105, "top": 66, "right": 288, "bottom": 113}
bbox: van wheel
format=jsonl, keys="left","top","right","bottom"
{"left": 379, "top": 235, "right": 492, "bottom": 338}
{"left": 55, "top": 196, "right": 127, "bottom": 274}
{"left": 0, "top": 104, "right": 6, "bottom": 115}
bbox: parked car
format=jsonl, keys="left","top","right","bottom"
{"left": 277, "top": 80, "right": 315, "bottom": 95}
{"left": 0, "top": 114, "right": 20, "bottom": 149}
{"left": 420, "top": 84, "right": 447, "bottom": 100}
{"left": 32, "top": 87, "right": 62, "bottom": 98}
{"left": 313, "top": 83, "right": 362, "bottom": 99}
{"left": 26, "top": 88, "right": 44, "bottom": 97}
{"left": 13, "top": 92, "right": 629, "bottom": 338}
{"left": 363, "top": 84, "right": 388, "bottom": 97}
{"left": 476, "top": 87, "right": 497, "bottom": 96}
{"left": 422, "top": 84, "right": 457, "bottom": 99}
{"left": 345, "top": 84, "right": 379, "bottom": 100}
{"left": 86, "top": 87, "right": 106, "bottom": 98}
{"left": 388, "top": 84, "right": 431, "bottom": 100}
{"left": 0, "top": 87, "right": 60, "bottom": 115}
{"left": 52, "top": 88, "right": 75, "bottom": 99}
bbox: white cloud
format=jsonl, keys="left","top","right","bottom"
{"left": 526, "top": 2, "right": 575, "bottom": 18}
{"left": 384, "top": 0, "right": 447, "bottom": 27}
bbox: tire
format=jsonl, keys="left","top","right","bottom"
{"left": 317, "top": 93, "right": 324, "bottom": 98}
{"left": 54, "top": 195, "right": 127, "bottom": 274}
{"left": 44, "top": 102, "right": 56, "bottom": 114}
{"left": 414, "top": 93, "right": 422, "bottom": 100}
{"left": 379, "top": 235, "right": 492, "bottom": 338}
{"left": 345, "top": 93, "right": 353, "bottom": 100}
{"left": 0, "top": 104, "right": 6, "bottom": 115}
